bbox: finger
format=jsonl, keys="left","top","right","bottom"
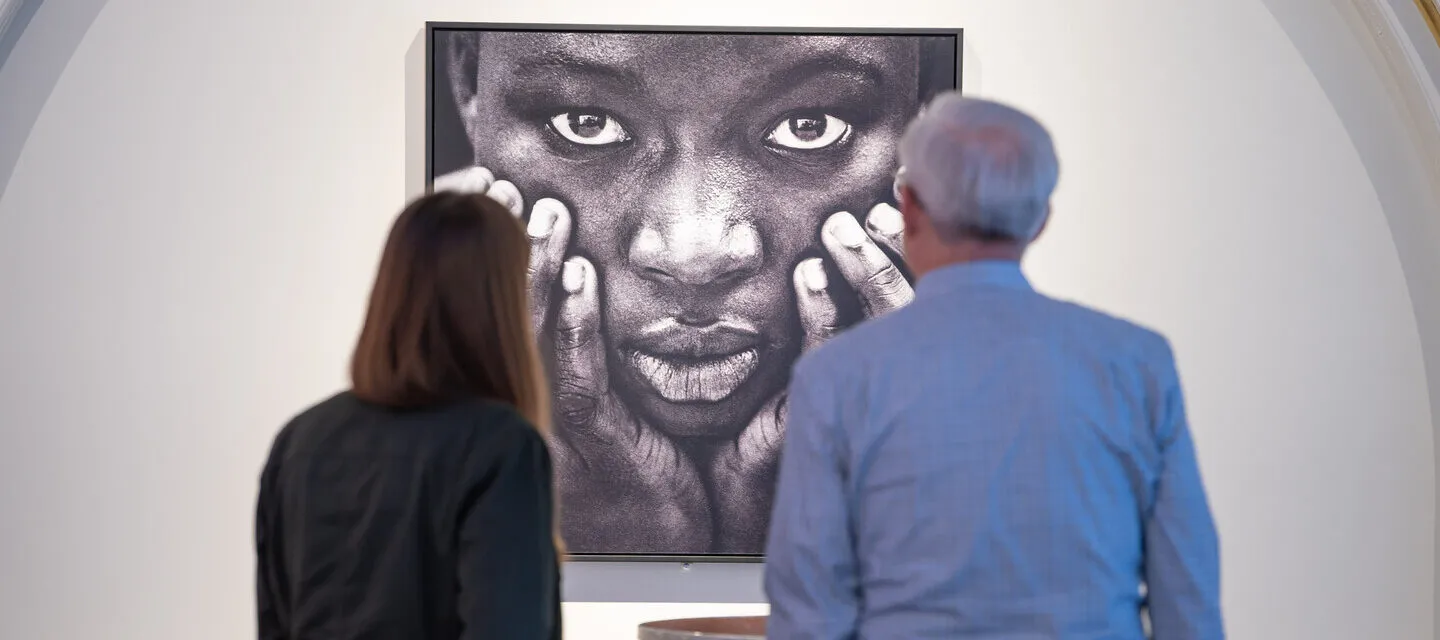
{"left": 526, "top": 198, "right": 573, "bottom": 333}
{"left": 864, "top": 202, "right": 905, "bottom": 259}
{"left": 821, "top": 212, "right": 915, "bottom": 316}
{"left": 485, "top": 179, "right": 524, "bottom": 217}
{"left": 793, "top": 258, "right": 840, "bottom": 352}
{"left": 431, "top": 166, "right": 494, "bottom": 194}
{"left": 736, "top": 393, "right": 787, "bottom": 470}
{"left": 553, "top": 257, "right": 608, "bottom": 428}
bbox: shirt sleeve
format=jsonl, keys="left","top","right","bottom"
{"left": 764, "top": 355, "right": 859, "bottom": 640}
{"left": 255, "top": 441, "right": 288, "bottom": 640}
{"left": 457, "top": 425, "right": 560, "bottom": 640}
{"left": 1144, "top": 345, "right": 1225, "bottom": 639}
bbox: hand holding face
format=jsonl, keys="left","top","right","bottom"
{"left": 709, "top": 203, "right": 914, "bottom": 552}
{"left": 437, "top": 167, "right": 916, "bottom": 553}
{"left": 434, "top": 166, "right": 561, "bottom": 333}
{"left": 433, "top": 166, "right": 713, "bottom": 553}
{"left": 819, "top": 204, "right": 914, "bottom": 316}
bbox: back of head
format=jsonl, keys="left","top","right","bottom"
{"left": 898, "top": 93, "right": 1060, "bottom": 243}
{"left": 351, "top": 191, "right": 550, "bottom": 432}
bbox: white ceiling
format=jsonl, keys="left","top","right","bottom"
{"left": 1388, "top": 0, "right": 1440, "bottom": 95}
{"left": 0, "top": 0, "right": 28, "bottom": 68}
{"left": 0, "top": 1, "right": 20, "bottom": 42}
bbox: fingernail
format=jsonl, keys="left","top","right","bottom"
{"left": 487, "top": 180, "right": 520, "bottom": 209}
{"left": 867, "top": 204, "right": 904, "bottom": 236}
{"left": 562, "top": 259, "right": 586, "bottom": 294}
{"left": 466, "top": 167, "right": 495, "bottom": 193}
{"left": 433, "top": 166, "right": 493, "bottom": 194}
{"left": 486, "top": 184, "right": 508, "bottom": 204}
{"left": 801, "top": 259, "right": 828, "bottom": 292}
{"left": 826, "top": 213, "right": 867, "bottom": 249}
{"left": 528, "top": 200, "right": 558, "bottom": 238}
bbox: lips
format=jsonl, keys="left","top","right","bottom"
{"left": 625, "top": 321, "right": 764, "bottom": 403}
{"left": 628, "top": 349, "right": 760, "bottom": 403}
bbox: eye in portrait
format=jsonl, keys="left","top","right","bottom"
{"left": 429, "top": 25, "right": 959, "bottom": 557}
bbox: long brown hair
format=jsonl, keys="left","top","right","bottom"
{"left": 350, "top": 191, "right": 550, "bottom": 435}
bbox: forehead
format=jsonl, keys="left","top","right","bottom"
{"left": 472, "top": 31, "right": 919, "bottom": 79}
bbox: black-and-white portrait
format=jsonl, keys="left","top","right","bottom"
{"left": 427, "top": 24, "right": 960, "bottom": 557}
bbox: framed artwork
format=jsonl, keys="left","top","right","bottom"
{"left": 427, "top": 22, "right": 961, "bottom": 560}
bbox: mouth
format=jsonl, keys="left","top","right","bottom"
{"left": 627, "top": 349, "right": 761, "bottom": 403}
{"left": 624, "top": 319, "right": 765, "bottom": 404}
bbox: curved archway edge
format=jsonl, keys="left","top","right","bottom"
{"left": 2, "top": 0, "right": 1440, "bottom": 632}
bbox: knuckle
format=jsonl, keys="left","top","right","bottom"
{"left": 527, "top": 265, "right": 551, "bottom": 287}
{"left": 868, "top": 225, "right": 901, "bottom": 243}
{"left": 553, "top": 391, "right": 598, "bottom": 428}
{"left": 529, "top": 280, "right": 550, "bottom": 304}
{"left": 554, "top": 324, "right": 596, "bottom": 351}
{"left": 529, "top": 257, "right": 559, "bottom": 287}
{"left": 860, "top": 265, "right": 914, "bottom": 316}
{"left": 865, "top": 264, "right": 908, "bottom": 293}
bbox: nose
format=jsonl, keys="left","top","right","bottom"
{"left": 627, "top": 157, "right": 764, "bottom": 287}
{"left": 629, "top": 223, "right": 762, "bottom": 286}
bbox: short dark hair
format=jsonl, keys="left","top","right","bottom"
{"left": 350, "top": 192, "right": 550, "bottom": 432}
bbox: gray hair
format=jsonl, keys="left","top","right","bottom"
{"left": 897, "top": 93, "right": 1059, "bottom": 242}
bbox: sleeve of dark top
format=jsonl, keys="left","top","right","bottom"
{"left": 456, "top": 425, "right": 560, "bottom": 640}
{"left": 255, "top": 445, "right": 289, "bottom": 640}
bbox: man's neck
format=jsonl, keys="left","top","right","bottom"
{"left": 913, "top": 240, "right": 1026, "bottom": 279}
{"left": 948, "top": 242, "right": 1026, "bottom": 263}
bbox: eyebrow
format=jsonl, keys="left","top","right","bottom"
{"left": 505, "top": 54, "right": 643, "bottom": 91}
{"left": 742, "top": 53, "right": 888, "bottom": 111}
{"left": 774, "top": 53, "right": 885, "bottom": 87}
{"left": 506, "top": 45, "right": 885, "bottom": 89}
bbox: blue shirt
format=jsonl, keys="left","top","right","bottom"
{"left": 764, "top": 261, "right": 1223, "bottom": 640}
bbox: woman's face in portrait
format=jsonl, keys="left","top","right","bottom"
{"left": 451, "top": 32, "right": 923, "bottom": 438}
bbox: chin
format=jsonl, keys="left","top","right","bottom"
{"left": 638, "top": 390, "right": 766, "bottom": 440}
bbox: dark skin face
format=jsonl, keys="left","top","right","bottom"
{"left": 453, "top": 32, "right": 921, "bottom": 438}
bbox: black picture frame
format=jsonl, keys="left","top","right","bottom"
{"left": 425, "top": 21, "right": 963, "bottom": 562}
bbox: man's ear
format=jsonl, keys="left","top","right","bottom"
{"left": 446, "top": 34, "right": 482, "bottom": 125}
{"left": 899, "top": 187, "right": 926, "bottom": 241}
{"left": 1032, "top": 203, "right": 1052, "bottom": 242}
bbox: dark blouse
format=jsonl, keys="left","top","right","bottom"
{"left": 255, "top": 392, "right": 560, "bottom": 640}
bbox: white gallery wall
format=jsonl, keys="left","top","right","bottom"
{"left": 0, "top": 0, "right": 1436, "bottom": 639}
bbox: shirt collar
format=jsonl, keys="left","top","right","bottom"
{"left": 915, "top": 260, "right": 1032, "bottom": 299}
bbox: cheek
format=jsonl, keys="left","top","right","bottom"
{"left": 843, "top": 128, "right": 904, "bottom": 193}
{"left": 469, "top": 127, "right": 631, "bottom": 253}
{"left": 471, "top": 127, "right": 554, "bottom": 188}
{"left": 753, "top": 155, "right": 900, "bottom": 254}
